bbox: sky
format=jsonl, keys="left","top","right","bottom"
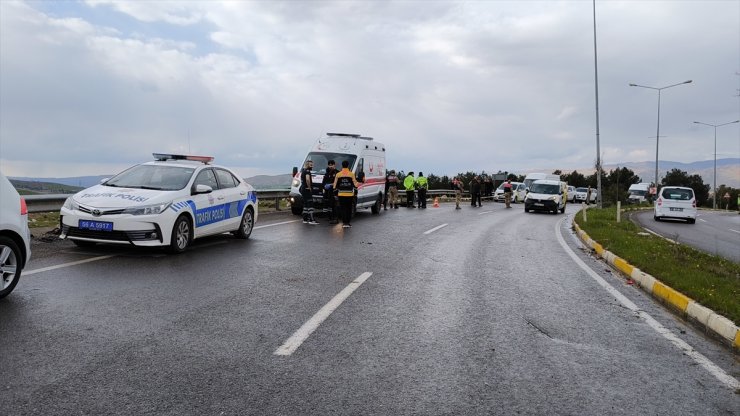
{"left": 1, "top": 0, "right": 738, "bottom": 180}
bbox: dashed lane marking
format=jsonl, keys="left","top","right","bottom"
{"left": 274, "top": 272, "right": 373, "bottom": 356}
{"left": 424, "top": 223, "right": 448, "bottom": 235}
{"left": 25, "top": 255, "right": 116, "bottom": 276}
{"left": 255, "top": 220, "right": 301, "bottom": 229}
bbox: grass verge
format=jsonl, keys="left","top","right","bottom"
{"left": 574, "top": 207, "right": 739, "bottom": 325}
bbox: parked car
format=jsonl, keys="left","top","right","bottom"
{"left": 493, "top": 181, "right": 526, "bottom": 203}
{"left": 0, "top": 171, "right": 31, "bottom": 298}
{"left": 574, "top": 187, "right": 597, "bottom": 204}
{"left": 654, "top": 186, "right": 697, "bottom": 224}
{"left": 60, "top": 153, "right": 259, "bottom": 253}
{"left": 524, "top": 180, "right": 567, "bottom": 214}
{"left": 567, "top": 186, "right": 576, "bottom": 203}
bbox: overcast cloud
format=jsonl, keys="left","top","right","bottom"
{"left": 1, "top": 0, "right": 738, "bottom": 179}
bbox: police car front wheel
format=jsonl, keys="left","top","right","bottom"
{"left": 169, "top": 215, "right": 191, "bottom": 253}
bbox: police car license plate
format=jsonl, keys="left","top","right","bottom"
{"left": 79, "top": 220, "right": 113, "bottom": 231}
{"left": 669, "top": 207, "right": 683, "bottom": 212}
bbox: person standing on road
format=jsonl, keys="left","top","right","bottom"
{"left": 416, "top": 172, "right": 428, "bottom": 209}
{"left": 301, "top": 160, "right": 319, "bottom": 225}
{"left": 333, "top": 160, "right": 359, "bottom": 228}
{"left": 452, "top": 177, "right": 464, "bottom": 209}
{"left": 404, "top": 171, "right": 416, "bottom": 208}
{"left": 503, "top": 179, "right": 513, "bottom": 208}
{"left": 471, "top": 176, "right": 482, "bottom": 207}
{"left": 385, "top": 170, "right": 400, "bottom": 209}
{"left": 322, "top": 160, "right": 338, "bottom": 224}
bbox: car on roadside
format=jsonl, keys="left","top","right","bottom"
{"left": 0, "top": 171, "right": 31, "bottom": 298}
{"left": 567, "top": 186, "right": 576, "bottom": 203}
{"left": 654, "top": 186, "right": 697, "bottom": 224}
{"left": 493, "top": 181, "right": 526, "bottom": 203}
{"left": 60, "top": 153, "right": 259, "bottom": 253}
{"left": 574, "top": 187, "right": 597, "bottom": 204}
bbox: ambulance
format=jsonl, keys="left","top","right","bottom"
{"left": 289, "top": 133, "right": 386, "bottom": 217}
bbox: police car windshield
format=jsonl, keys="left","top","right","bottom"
{"left": 531, "top": 183, "right": 560, "bottom": 194}
{"left": 105, "top": 165, "right": 195, "bottom": 191}
{"left": 306, "top": 153, "right": 357, "bottom": 174}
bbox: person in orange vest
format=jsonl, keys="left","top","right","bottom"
{"left": 333, "top": 160, "right": 360, "bottom": 228}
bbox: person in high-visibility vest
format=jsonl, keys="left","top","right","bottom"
{"left": 503, "top": 179, "right": 513, "bottom": 208}
{"left": 332, "top": 160, "right": 360, "bottom": 228}
{"left": 403, "top": 172, "right": 416, "bottom": 208}
{"left": 416, "top": 172, "right": 428, "bottom": 209}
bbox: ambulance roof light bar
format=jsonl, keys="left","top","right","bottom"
{"left": 152, "top": 153, "right": 214, "bottom": 164}
{"left": 326, "top": 132, "right": 360, "bottom": 138}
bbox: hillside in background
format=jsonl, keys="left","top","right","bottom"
{"left": 592, "top": 158, "right": 739, "bottom": 188}
{"left": 244, "top": 174, "right": 293, "bottom": 189}
{"left": 10, "top": 179, "right": 84, "bottom": 194}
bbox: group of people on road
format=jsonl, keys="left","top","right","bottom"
{"left": 383, "top": 171, "right": 430, "bottom": 209}
{"left": 301, "top": 159, "right": 359, "bottom": 228}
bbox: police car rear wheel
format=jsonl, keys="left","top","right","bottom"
{"left": 169, "top": 215, "right": 191, "bottom": 253}
{"left": 234, "top": 207, "right": 254, "bottom": 239}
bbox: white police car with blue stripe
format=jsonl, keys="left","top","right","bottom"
{"left": 60, "top": 153, "right": 258, "bottom": 253}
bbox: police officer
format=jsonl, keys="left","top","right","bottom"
{"left": 404, "top": 171, "right": 416, "bottom": 208}
{"left": 385, "top": 170, "right": 400, "bottom": 209}
{"left": 416, "top": 172, "right": 428, "bottom": 208}
{"left": 322, "top": 160, "right": 338, "bottom": 224}
{"left": 300, "top": 160, "right": 318, "bottom": 224}
{"left": 452, "top": 177, "right": 464, "bottom": 209}
{"left": 333, "top": 160, "right": 360, "bottom": 228}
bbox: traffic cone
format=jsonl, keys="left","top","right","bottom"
{"left": 433, "top": 197, "right": 439, "bottom": 208}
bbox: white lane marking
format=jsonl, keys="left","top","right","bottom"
{"left": 255, "top": 220, "right": 301, "bottom": 230}
{"left": 698, "top": 218, "right": 707, "bottom": 223}
{"left": 477, "top": 210, "right": 493, "bottom": 215}
{"left": 424, "top": 223, "right": 448, "bottom": 235}
{"left": 24, "top": 255, "right": 116, "bottom": 276}
{"left": 556, "top": 218, "right": 739, "bottom": 390}
{"left": 730, "top": 229, "right": 740, "bottom": 234}
{"left": 274, "top": 272, "right": 373, "bottom": 356}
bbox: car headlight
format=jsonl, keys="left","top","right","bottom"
{"left": 123, "top": 202, "right": 172, "bottom": 216}
{"left": 292, "top": 178, "right": 300, "bottom": 188}
{"left": 63, "top": 197, "right": 79, "bottom": 211}
{"left": 548, "top": 196, "right": 557, "bottom": 201}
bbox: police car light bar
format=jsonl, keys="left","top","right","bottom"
{"left": 152, "top": 153, "right": 214, "bottom": 164}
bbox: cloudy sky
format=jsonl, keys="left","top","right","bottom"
{"left": 1, "top": 0, "right": 738, "bottom": 179}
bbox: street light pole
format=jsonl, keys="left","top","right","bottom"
{"left": 629, "top": 80, "right": 692, "bottom": 189}
{"left": 693, "top": 120, "right": 740, "bottom": 209}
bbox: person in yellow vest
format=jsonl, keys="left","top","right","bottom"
{"left": 332, "top": 160, "right": 360, "bottom": 228}
{"left": 416, "top": 172, "right": 428, "bottom": 208}
{"left": 404, "top": 171, "right": 416, "bottom": 208}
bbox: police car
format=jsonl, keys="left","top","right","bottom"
{"left": 60, "top": 153, "right": 258, "bottom": 253}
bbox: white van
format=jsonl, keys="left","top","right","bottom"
{"left": 627, "top": 182, "right": 651, "bottom": 204}
{"left": 524, "top": 179, "right": 567, "bottom": 214}
{"left": 654, "top": 186, "right": 697, "bottom": 224}
{"left": 289, "top": 133, "right": 386, "bottom": 216}
{"left": 523, "top": 173, "right": 560, "bottom": 191}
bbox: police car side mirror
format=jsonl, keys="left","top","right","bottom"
{"left": 193, "top": 184, "right": 213, "bottom": 195}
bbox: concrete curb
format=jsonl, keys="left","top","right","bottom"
{"left": 572, "top": 221, "right": 740, "bottom": 351}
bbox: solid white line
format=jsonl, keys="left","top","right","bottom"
{"left": 729, "top": 229, "right": 740, "bottom": 234}
{"left": 556, "top": 218, "right": 739, "bottom": 390}
{"left": 254, "top": 219, "right": 301, "bottom": 229}
{"left": 24, "top": 255, "right": 116, "bottom": 276}
{"left": 274, "top": 272, "right": 373, "bottom": 356}
{"left": 698, "top": 218, "right": 707, "bottom": 223}
{"left": 424, "top": 223, "right": 448, "bottom": 235}
{"left": 477, "top": 210, "right": 493, "bottom": 215}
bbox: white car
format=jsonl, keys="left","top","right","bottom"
{"left": 574, "top": 187, "right": 597, "bottom": 204}
{"left": 566, "top": 186, "right": 576, "bottom": 203}
{"left": 493, "top": 181, "right": 527, "bottom": 203}
{"left": 0, "top": 171, "right": 31, "bottom": 298}
{"left": 654, "top": 186, "right": 697, "bottom": 224}
{"left": 60, "top": 154, "right": 258, "bottom": 253}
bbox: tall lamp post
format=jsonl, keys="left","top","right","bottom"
{"left": 629, "top": 80, "right": 692, "bottom": 189}
{"left": 693, "top": 119, "right": 740, "bottom": 209}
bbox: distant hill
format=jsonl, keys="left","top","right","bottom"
{"left": 571, "top": 158, "right": 739, "bottom": 188}
{"left": 10, "top": 179, "right": 84, "bottom": 194}
{"left": 244, "top": 174, "right": 293, "bottom": 190}
{"left": 9, "top": 175, "right": 111, "bottom": 188}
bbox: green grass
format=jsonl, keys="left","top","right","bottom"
{"left": 28, "top": 212, "right": 61, "bottom": 228}
{"left": 574, "top": 207, "right": 740, "bottom": 325}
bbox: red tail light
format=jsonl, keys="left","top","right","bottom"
{"left": 692, "top": 199, "right": 696, "bottom": 208}
{"left": 20, "top": 198, "right": 28, "bottom": 215}
{"left": 656, "top": 197, "right": 662, "bottom": 206}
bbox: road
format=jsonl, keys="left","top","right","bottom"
{"left": 1, "top": 203, "right": 738, "bottom": 415}
{"left": 631, "top": 209, "right": 740, "bottom": 263}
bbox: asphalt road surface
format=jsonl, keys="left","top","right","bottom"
{"left": 631, "top": 209, "right": 740, "bottom": 263}
{"left": 2, "top": 202, "right": 738, "bottom": 415}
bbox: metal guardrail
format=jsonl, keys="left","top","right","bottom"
{"left": 23, "top": 189, "right": 485, "bottom": 213}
